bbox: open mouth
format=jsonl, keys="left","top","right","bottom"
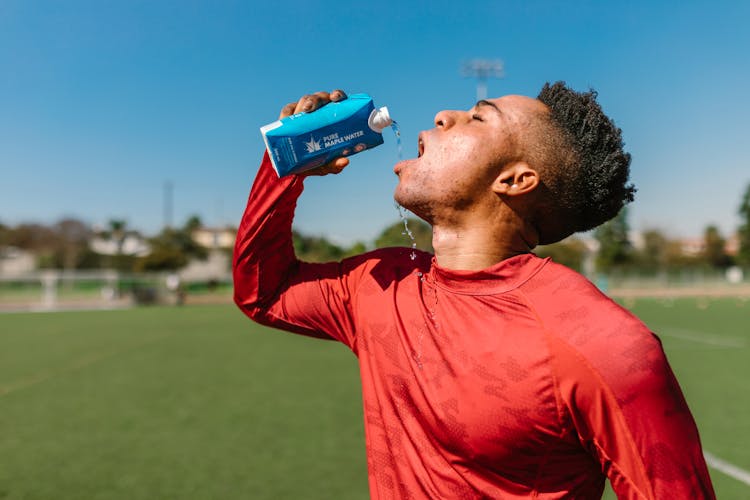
{"left": 394, "top": 132, "right": 426, "bottom": 175}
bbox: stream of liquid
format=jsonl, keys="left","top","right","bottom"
{"left": 390, "top": 121, "right": 418, "bottom": 260}
{"left": 391, "top": 123, "right": 435, "bottom": 370}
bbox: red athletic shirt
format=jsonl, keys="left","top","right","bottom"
{"left": 233, "top": 154, "right": 715, "bottom": 499}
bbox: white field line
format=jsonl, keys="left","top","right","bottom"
{"left": 704, "top": 451, "right": 750, "bottom": 487}
{"left": 657, "top": 328, "right": 746, "bottom": 348}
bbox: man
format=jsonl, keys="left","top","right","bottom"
{"left": 233, "top": 83, "right": 715, "bottom": 499}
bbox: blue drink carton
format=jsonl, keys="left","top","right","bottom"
{"left": 260, "top": 93, "right": 392, "bottom": 177}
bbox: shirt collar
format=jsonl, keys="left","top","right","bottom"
{"left": 428, "top": 253, "right": 549, "bottom": 295}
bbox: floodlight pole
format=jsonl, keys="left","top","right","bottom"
{"left": 462, "top": 59, "right": 505, "bottom": 101}
{"left": 164, "top": 181, "right": 174, "bottom": 229}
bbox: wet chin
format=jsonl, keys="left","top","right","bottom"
{"left": 393, "top": 182, "right": 414, "bottom": 209}
{"left": 394, "top": 184, "right": 431, "bottom": 221}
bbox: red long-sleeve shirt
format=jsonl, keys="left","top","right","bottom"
{"left": 233, "top": 154, "right": 715, "bottom": 499}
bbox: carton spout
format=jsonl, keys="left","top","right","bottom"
{"left": 368, "top": 107, "right": 392, "bottom": 133}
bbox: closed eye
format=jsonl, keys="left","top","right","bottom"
{"left": 472, "top": 113, "right": 484, "bottom": 122}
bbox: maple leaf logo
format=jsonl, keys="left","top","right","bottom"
{"left": 304, "top": 135, "right": 322, "bottom": 153}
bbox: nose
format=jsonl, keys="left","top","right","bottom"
{"left": 434, "top": 110, "right": 458, "bottom": 129}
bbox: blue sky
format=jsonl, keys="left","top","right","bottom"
{"left": 1, "top": 0, "right": 749, "bottom": 245}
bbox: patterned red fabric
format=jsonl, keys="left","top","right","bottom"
{"left": 233, "top": 154, "right": 715, "bottom": 499}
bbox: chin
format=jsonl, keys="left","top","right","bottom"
{"left": 393, "top": 183, "right": 414, "bottom": 210}
{"left": 394, "top": 188, "right": 432, "bottom": 223}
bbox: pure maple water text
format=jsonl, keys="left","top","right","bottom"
{"left": 260, "top": 93, "right": 392, "bottom": 177}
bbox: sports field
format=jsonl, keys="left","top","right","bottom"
{"left": 0, "top": 298, "right": 748, "bottom": 499}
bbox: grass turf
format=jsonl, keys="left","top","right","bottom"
{"left": 0, "top": 298, "right": 747, "bottom": 499}
{"left": 0, "top": 305, "right": 367, "bottom": 499}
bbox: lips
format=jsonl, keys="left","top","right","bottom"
{"left": 394, "top": 131, "right": 426, "bottom": 176}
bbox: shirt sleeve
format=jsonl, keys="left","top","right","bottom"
{"left": 232, "top": 152, "right": 361, "bottom": 350}
{"left": 547, "top": 328, "right": 716, "bottom": 499}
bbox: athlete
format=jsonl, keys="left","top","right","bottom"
{"left": 233, "top": 84, "right": 715, "bottom": 499}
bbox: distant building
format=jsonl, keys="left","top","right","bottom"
{"left": 89, "top": 233, "right": 150, "bottom": 256}
{"left": 0, "top": 246, "right": 36, "bottom": 276}
{"left": 191, "top": 227, "right": 236, "bottom": 249}
{"left": 176, "top": 227, "right": 235, "bottom": 282}
{"left": 678, "top": 237, "right": 705, "bottom": 257}
{"left": 725, "top": 233, "right": 740, "bottom": 256}
{"left": 676, "top": 233, "right": 740, "bottom": 257}
{"left": 627, "top": 231, "right": 645, "bottom": 252}
{"left": 179, "top": 250, "right": 230, "bottom": 282}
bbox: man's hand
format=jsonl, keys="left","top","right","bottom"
{"left": 279, "top": 89, "right": 350, "bottom": 177}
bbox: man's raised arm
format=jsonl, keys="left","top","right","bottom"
{"left": 232, "top": 90, "right": 359, "bottom": 345}
{"left": 232, "top": 150, "right": 304, "bottom": 316}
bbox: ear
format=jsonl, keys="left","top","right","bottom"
{"left": 491, "top": 162, "right": 540, "bottom": 196}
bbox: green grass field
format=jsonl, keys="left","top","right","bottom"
{"left": 0, "top": 298, "right": 748, "bottom": 499}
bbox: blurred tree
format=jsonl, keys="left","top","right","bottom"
{"left": 702, "top": 225, "right": 733, "bottom": 269}
{"left": 535, "top": 238, "right": 587, "bottom": 272}
{"left": 594, "top": 208, "right": 632, "bottom": 273}
{"left": 99, "top": 219, "right": 136, "bottom": 271}
{"left": 4, "top": 223, "right": 59, "bottom": 268}
{"left": 659, "top": 238, "right": 707, "bottom": 271}
{"left": 289, "top": 232, "right": 371, "bottom": 263}
{"left": 75, "top": 248, "right": 107, "bottom": 269}
{"left": 136, "top": 215, "right": 208, "bottom": 272}
{"left": 374, "top": 218, "right": 433, "bottom": 252}
{"left": 3, "top": 223, "right": 56, "bottom": 251}
{"left": 54, "top": 218, "right": 92, "bottom": 270}
{"left": 293, "top": 231, "right": 345, "bottom": 262}
{"left": 633, "top": 229, "right": 669, "bottom": 273}
{"left": 738, "top": 182, "right": 750, "bottom": 267}
{"left": 184, "top": 215, "right": 203, "bottom": 233}
{"left": 106, "top": 219, "right": 128, "bottom": 255}
{"left": 0, "top": 219, "right": 96, "bottom": 270}
{"left": 343, "top": 241, "right": 369, "bottom": 258}
{"left": 0, "top": 221, "right": 8, "bottom": 246}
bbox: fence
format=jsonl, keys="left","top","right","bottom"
{"left": 0, "top": 270, "right": 233, "bottom": 312}
{"left": 602, "top": 267, "right": 750, "bottom": 298}
{"left": 2, "top": 267, "right": 748, "bottom": 313}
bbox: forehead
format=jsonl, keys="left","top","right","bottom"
{"left": 485, "top": 94, "right": 550, "bottom": 120}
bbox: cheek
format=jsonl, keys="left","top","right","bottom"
{"left": 435, "top": 135, "right": 482, "bottom": 165}
{"left": 397, "top": 164, "right": 484, "bottom": 212}
{"left": 396, "top": 135, "right": 493, "bottom": 204}
{"left": 433, "top": 139, "right": 493, "bottom": 189}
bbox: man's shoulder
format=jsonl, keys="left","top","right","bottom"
{"left": 521, "top": 257, "right": 606, "bottom": 304}
{"left": 523, "top": 260, "right": 668, "bottom": 398}
{"left": 522, "top": 257, "right": 655, "bottom": 347}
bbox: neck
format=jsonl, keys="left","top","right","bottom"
{"left": 431, "top": 211, "right": 536, "bottom": 271}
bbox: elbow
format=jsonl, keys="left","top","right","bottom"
{"left": 232, "top": 267, "right": 263, "bottom": 321}
{"left": 233, "top": 290, "right": 281, "bottom": 333}
{"left": 232, "top": 268, "right": 278, "bottom": 326}
{"left": 233, "top": 289, "right": 269, "bottom": 325}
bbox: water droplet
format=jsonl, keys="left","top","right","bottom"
{"left": 395, "top": 201, "right": 418, "bottom": 259}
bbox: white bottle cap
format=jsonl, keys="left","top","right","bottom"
{"left": 368, "top": 106, "right": 392, "bottom": 132}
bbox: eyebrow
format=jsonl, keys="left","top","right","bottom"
{"left": 475, "top": 99, "right": 502, "bottom": 114}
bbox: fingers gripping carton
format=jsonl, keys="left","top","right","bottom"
{"left": 260, "top": 93, "right": 392, "bottom": 177}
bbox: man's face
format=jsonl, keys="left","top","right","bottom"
{"left": 393, "top": 94, "right": 548, "bottom": 222}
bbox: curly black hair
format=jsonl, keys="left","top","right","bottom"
{"left": 531, "top": 81, "right": 635, "bottom": 245}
